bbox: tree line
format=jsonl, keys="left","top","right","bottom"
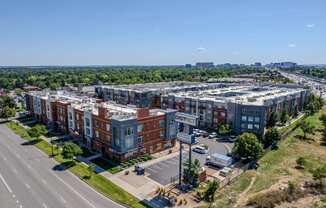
{"left": 0, "top": 66, "right": 266, "bottom": 90}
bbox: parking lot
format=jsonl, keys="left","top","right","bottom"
{"left": 146, "top": 135, "right": 234, "bottom": 185}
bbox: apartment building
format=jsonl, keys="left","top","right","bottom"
{"left": 95, "top": 81, "right": 229, "bottom": 108}
{"left": 161, "top": 84, "right": 309, "bottom": 135}
{"left": 25, "top": 91, "right": 178, "bottom": 161}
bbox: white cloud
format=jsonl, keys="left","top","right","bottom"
{"left": 197, "top": 47, "right": 206, "bottom": 52}
{"left": 288, "top": 43, "right": 296, "bottom": 48}
{"left": 306, "top": 24, "right": 315, "bottom": 28}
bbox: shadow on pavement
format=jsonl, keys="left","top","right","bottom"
{"left": 52, "top": 160, "right": 76, "bottom": 171}
{"left": 21, "top": 139, "right": 42, "bottom": 146}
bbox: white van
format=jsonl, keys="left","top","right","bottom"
{"left": 193, "top": 146, "right": 208, "bottom": 154}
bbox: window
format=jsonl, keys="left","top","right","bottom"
{"left": 241, "top": 116, "right": 247, "bottom": 122}
{"left": 254, "top": 117, "right": 260, "bottom": 123}
{"left": 137, "top": 124, "right": 144, "bottom": 132}
{"left": 95, "top": 130, "right": 99, "bottom": 138}
{"left": 138, "top": 136, "right": 144, "bottom": 143}
{"left": 254, "top": 124, "right": 260, "bottom": 129}
{"left": 76, "top": 114, "right": 79, "bottom": 120}
{"left": 85, "top": 118, "right": 90, "bottom": 127}
{"left": 248, "top": 124, "right": 253, "bottom": 129}
{"left": 125, "top": 137, "right": 133, "bottom": 148}
{"left": 106, "top": 124, "right": 110, "bottom": 131}
{"left": 159, "top": 120, "right": 165, "bottom": 127}
{"left": 248, "top": 116, "right": 254, "bottom": 122}
{"left": 125, "top": 127, "right": 134, "bottom": 136}
{"left": 241, "top": 123, "right": 246, "bottom": 129}
{"left": 160, "top": 130, "right": 165, "bottom": 138}
{"left": 86, "top": 128, "right": 91, "bottom": 136}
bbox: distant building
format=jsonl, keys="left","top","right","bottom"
{"left": 195, "top": 62, "right": 214, "bottom": 68}
{"left": 185, "top": 64, "right": 192, "bottom": 68}
{"left": 266, "top": 62, "right": 297, "bottom": 69}
{"left": 254, "top": 62, "right": 262, "bottom": 67}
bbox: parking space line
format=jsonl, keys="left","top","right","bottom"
{"left": 146, "top": 168, "right": 158, "bottom": 173}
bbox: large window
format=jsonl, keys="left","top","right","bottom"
{"left": 85, "top": 118, "right": 90, "bottom": 127}
{"left": 241, "top": 116, "right": 247, "bottom": 122}
{"left": 248, "top": 124, "right": 253, "bottom": 129}
{"left": 159, "top": 120, "right": 165, "bottom": 127}
{"left": 106, "top": 124, "right": 110, "bottom": 131}
{"left": 160, "top": 130, "right": 165, "bottom": 138}
{"left": 254, "top": 117, "right": 260, "bottom": 123}
{"left": 254, "top": 124, "right": 260, "bottom": 129}
{"left": 125, "top": 137, "right": 133, "bottom": 148}
{"left": 248, "top": 116, "right": 254, "bottom": 122}
{"left": 138, "top": 136, "right": 144, "bottom": 143}
{"left": 125, "top": 127, "right": 134, "bottom": 136}
{"left": 137, "top": 124, "right": 144, "bottom": 132}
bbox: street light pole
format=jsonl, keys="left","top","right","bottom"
{"left": 179, "top": 141, "right": 182, "bottom": 186}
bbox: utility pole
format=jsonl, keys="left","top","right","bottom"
{"left": 179, "top": 142, "right": 182, "bottom": 185}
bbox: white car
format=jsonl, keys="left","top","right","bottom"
{"left": 193, "top": 146, "right": 208, "bottom": 154}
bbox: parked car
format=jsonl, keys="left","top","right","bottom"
{"left": 219, "top": 167, "right": 232, "bottom": 177}
{"left": 208, "top": 134, "right": 216, "bottom": 139}
{"left": 202, "top": 132, "right": 209, "bottom": 137}
{"left": 193, "top": 146, "right": 208, "bottom": 154}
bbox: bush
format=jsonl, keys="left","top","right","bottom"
{"left": 62, "top": 142, "right": 83, "bottom": 159}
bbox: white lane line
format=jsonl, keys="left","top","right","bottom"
{"left": 41, "top": 179, "right": 47, "bottom": 185}
{"left": 159, "top": 162, "right": 170, "bottom": 168}
{"left": 42, "top": 203, "right": 48, "bottom": 208}
{"left": 25, "top": 183, "right": 31, "bottom": 189}
{"left": 146, "top": 168, "right": 158, "bottom": 173}
{"left": 0, "top": 173, "right": 13, "bottom": 193}
{"left": 59, "top": 195, "right": 67, "bottom": 204}
{"left": 3, "top": 156, "right": 7, "bottom": 161}
{"left": 19, "top": 204, "right": 23, "bottom": 208}
{"left": 12, "top": 194, "right": 15, "bottom": 198}
{"left": 51, "top": 172, "right": 97, "bottom": 208}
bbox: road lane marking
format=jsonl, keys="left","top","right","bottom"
{"left": 59, "top": 195, "right": 67, "bottom": 203}
{"left": 41, "top": 179, "right": 47, "bottom": 185}
{"left": 0, "top": 173, "right": 13, "bottom": 193}
{"left": 51, "top": 172, "right": 97, "bottom": 208}
{"left": 3, "top": 156, "right": 7, "bottom": 161}
{"left": 42, "top": 203, "right": 48, "bottom": 208}
{"left": 25, "top": 183, "right": 31, "bottom": 189}
{"left": 146, "top": 168, "right": 158, "bottom": 173}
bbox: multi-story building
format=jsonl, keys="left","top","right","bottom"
{"left": 25, "top": 91, "right": 178, "bottom": 161}
{"left": 161, "top": 84, "right": 309, "bottom": 135}
{"left": 95, "top": 82, "right": 230, "bottom": 108}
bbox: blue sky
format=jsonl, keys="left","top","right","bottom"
{"left": 0, "top": 0, "right": 325, "bottom": 65}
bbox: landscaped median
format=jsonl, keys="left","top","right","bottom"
{"left": 7, "top": 121, "right": 149, "bottom": 208}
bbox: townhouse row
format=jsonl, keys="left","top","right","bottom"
{"left": 96, "top": 82, "right": 309, "bottom": 135}
{"left": 25, "top": 91, "right": 178, "bottom": 161}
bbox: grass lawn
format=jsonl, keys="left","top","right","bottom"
{"left": 7, "top": 121, "right": 148, "bottom": 208}
{"left": 91, "top": 157, "right": 121, "bottom": 174}
{"left": 212, "top": 107, "right": 326, "bottom": 208}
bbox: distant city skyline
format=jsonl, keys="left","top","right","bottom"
{"left": 0, "top": 0, "right": 325, "bottom": 66}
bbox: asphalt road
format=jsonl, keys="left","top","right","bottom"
{"left": 146, "top": 137, "right": 233, "bottom": 185}
{"left": 0, "top": 124, "right": 124, "bottom": 208}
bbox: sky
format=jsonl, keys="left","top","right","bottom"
{"left": 0, "top": 0, "right": 325, "bottom": 66}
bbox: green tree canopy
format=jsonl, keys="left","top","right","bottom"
{"left": 232, "top": 132, "right": 263, "bottom": 161}
{"left": 263, "top": 128, "right": 281, "bottom": 148}
{"left": 62, "top": 142, "right": 83, "bottom": 159}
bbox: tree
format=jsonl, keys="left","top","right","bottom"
{"left": 27, "top": 124, "right": 47, "bottom": 138}
{"left": 263, "top": 128, "right": 281, "bottom": 148}
{"left": 0, "top": 106, "right": 16, "bottom": 120}
{"left": 232, "top": 133, "right": 263, "bottom": 161}
{"left": 267, "top": 112, "right": 278, "bottom": 127}
{"left": 183, "top": 159, "right": 201, "bottom": 187}
{"left": 204, "top": 180, "right": 219, "bottom": 202}
{"left": 62, "top": 142, "right": 83, "bottom": 159}
{"left": 280, "top": 109, "right": 289, "bottom": 125}
{"left": 217, "top": 124, "right": 231, "bottom": 135}
{"left": 300, "top": 120, "right": 315, "bottom": 140}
